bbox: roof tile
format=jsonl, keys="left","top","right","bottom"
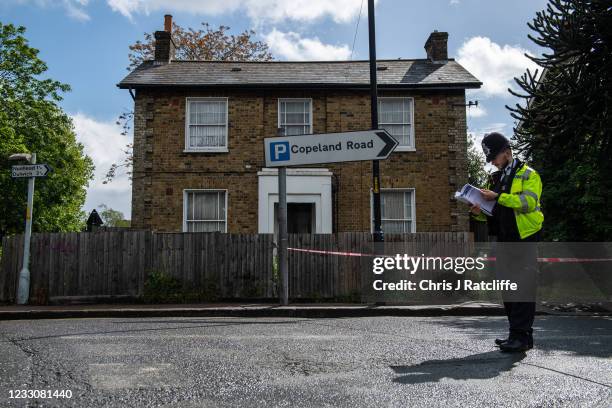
{"left": 118, "top": 59, "right": 481, "bottom": 89}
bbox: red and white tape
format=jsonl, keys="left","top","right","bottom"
{"left": 287, "top": 247, "right": 612, "bottom": 263}
{"left": 287, "top": 247, "right": 367, "bottom": 257}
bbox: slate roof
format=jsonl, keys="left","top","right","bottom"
{"left": 117, "top": 59, "right": 481, "bottom": 90}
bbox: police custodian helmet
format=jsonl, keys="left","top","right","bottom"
{"left": 481, "top": 132, "right": 510, "bottom": 162}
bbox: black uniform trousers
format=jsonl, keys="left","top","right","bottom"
{"left": 498, "top": 229, "right": 540, "bottom": 343}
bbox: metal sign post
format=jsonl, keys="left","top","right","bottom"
{"left": 368, "top": 0, "right": 383, "bottom": 244}
{"left": 275, "top": 128, "right": 289, "bottom": 306}
{"left": 15, "top": 155, "right": 34, "bottom": 304}
{"left": 278, "top": 166, "right": 288, "bottom": 306}
{"left": 10, "top": 155, "right": 52, "bottom": 305}
{"left": 18, "top": 154, "right": 36, "bottom": 305}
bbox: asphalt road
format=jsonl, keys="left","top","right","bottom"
{"left": 0, "top": 315, "right": 610, "bottom": 407}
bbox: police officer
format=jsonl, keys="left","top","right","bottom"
{"left": 470, "top": 132, "right": 544, "bottom": 352}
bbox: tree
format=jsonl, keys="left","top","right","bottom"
{"left": 467, "top": 134, "right": 488, "bottom": 187}
{"left": 98, "top": 204, "right": 129, "bottom": 228}
{"left": 127, "top": 22, "right": 272, "bottom": 70}
{"left": 507, "top": 0, "right": 612, "bottom": 241}
{"left": 0, "top": 23, "right": 94, "bottom": 239}
{"left": 104, "top": 22, "right": 273, "bottom": 183}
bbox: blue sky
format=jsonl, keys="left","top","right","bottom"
{"left": 1, "top": 0, "right": 549, "bottom": 217}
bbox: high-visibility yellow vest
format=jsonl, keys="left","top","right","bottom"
{"left": 471, "top": 210, "right": 487, "bottom": 223}
{"left": 497, "top": 163, "right": 544, "bottom": 239}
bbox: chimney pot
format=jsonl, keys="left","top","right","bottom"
{"left": 424, "top": 31, "right": 449, "bottom": 62}
{"left": 154, "top": 15, "right": 175, "bottom": 64}
{"left": 164, "top": 14, "right": 172, "bottom": 33}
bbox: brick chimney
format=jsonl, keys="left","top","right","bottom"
{"left": 424, "top": 30, "right": 449, "bottom": 62}
{"left": 154, "top": 14, "right": 175, "bottom": 64}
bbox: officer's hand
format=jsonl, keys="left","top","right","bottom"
{"left": 470, "top": 204, "right": 481, "bottom": 215}
{"left": 480, "top": 189, "right": 499, "bottom": 201}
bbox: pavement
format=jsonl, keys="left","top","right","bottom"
{"left": 0, "top": 301, "right": 610, "bottom": 320}
{"left": 0, "top": 301, "right": 514, "bottom": 320}
{"left": 0, "top": 314, "right": 610, "bottom": 407}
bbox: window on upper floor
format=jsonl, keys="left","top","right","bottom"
{"left": 278, "top": 98, "right": 312, "bottom": 136}
{"left": 185, "top": 98, "right": 228, "bottom": 151}
{"left": 183, "top": 190, "right": 227, "bottom": 232}
{"left": 372, "top": 188, "right": 416, "bottom": 233}
{"left": 378, "top": 97, "right": 414, "bottom": 150}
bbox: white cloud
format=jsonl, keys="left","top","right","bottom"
{"left": 468, "top": 122, "right": 509, "bottom": 145}
{"left": 12, "top": 0, "right": 90, "bottom": 21}
{"left": 450, "top": 0, "right": 460, "bottom": 5}
{"left": 473, "top": 122, "right": 508, "bottom": 135}
{"left": 13, "top": 0, "right": 369, "bottom": 24}
{"left": 71, "top": 113, "right": 132, "bottom": 217}
{"left": 106, "top": 0, "right": 366, "bottom": 23}
{"left": 466, "top": 104, "right": 487, "bottom": 118}
{"left": 105, "top": 0, "right": 141, "bottom": 20}
{"left": 457, "top": 36, "right": 539, "bottom": 98}
{"left": 64, "top": 2, "right": 90, "bottom": 21}
{"left": 264, "top": 29, "right": 351, "bottom": 61}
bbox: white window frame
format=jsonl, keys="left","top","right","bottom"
{"left": 370, "top": 188, "right": 416, "bottom": 233}
{"left": 277, "top": 98, "right": 313, "bottom": 136}
{"left": 184, "top": 97, "right": 229, "bottom": 152}
{"left": 378, "top": 97, "right": 415, "bottom": 151}
{"left": 182, "top": 189, "right": 228, "bottom": 232}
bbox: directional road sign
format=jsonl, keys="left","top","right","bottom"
{"left": 264, "top": 129, "right": 398, "bottom": 167}
{"left": 11, "top": 164, "right": 52, "bottom": 178}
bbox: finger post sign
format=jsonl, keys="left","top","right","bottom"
{"left": 264, "top": 129, "right": 399, "bottom": 167}
{"left": 265, "top": 129, "right": 399, "bottom": 307}
{"left": 11, "top": 164, "right": 52, "bottom": 178}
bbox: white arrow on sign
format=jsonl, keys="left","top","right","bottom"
{"left": 11, "top": 164, "right": 52, "bottom": 178}
{"left": 264, "top": 129, "right": 399, "bottom": 167}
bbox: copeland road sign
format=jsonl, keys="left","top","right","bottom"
{"left": 264, "top": 129, "right": 399, "bottom": 167}
{"left": 11, "top": 164, "right": 52, "bottom": 178}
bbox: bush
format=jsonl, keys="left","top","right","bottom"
{"left": 142, "top": 270, "right": 220, "bottom": 303}
{"left": 143, "top": 270, "right": 182, "bottom": 303}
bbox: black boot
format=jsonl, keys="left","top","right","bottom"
{"left": 494, "top": 337, "right": 509, "bottom": 346}
{"left": 495, "top": 336, "right": 531, "bottom": 348}
{"left": 499, "top": 338, "right": 529, "bottom": 352}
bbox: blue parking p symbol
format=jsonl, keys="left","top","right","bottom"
{"left": 270, "top": 141, "right": 290, "bottom": 162}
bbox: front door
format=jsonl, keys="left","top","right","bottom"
{"left": 274, "top": 203, "right": 315, "bottom": 234}
{"left": 258, "top": 168, "right": 333, "bottom": 234}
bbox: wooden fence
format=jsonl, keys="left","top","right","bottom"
{"left": 0, "top": 231, "right": 471, "bottom": 304}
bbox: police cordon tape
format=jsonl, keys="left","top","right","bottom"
{"left": 286, "top": 247, "right": 612, "bottom": 263}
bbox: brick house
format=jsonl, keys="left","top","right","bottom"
{"left": 118, "top": 18, "right": 481, "bottom": 235}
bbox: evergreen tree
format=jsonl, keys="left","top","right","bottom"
{"left": 507, "top": 0, "right": 611, "bottom": 241}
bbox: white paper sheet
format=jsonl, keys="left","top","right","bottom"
{"left": 454, "top": 184, "right": 496, "bottom": 216}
